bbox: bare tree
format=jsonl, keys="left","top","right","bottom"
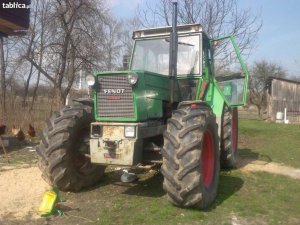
{"left": 24, "top": 0, "right": 110, "bottom": 105}
{"left": 2, "top": 0, "right": 127, "bottom": 113}
{"left": 101, "top": 18, "right": 124, "bottom": 71}
{"left": 249, "top": 60, "right": 287, "bottom": 116}
{"left": 137, "top": 0, "right": 262, "bottom": 57}
{"left": 123, "top": 17, "right": 140, "bottom": 53}
{"left": 21, "top": 0, "right": 39, "bottom": 108}
{"left": 0, "top": 35, "right": 18, "bottom": 115}
{"left": 30, "top": 0, "right": 49, "bottom": 111}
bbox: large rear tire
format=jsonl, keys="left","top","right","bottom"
{"left": 220, "top": 105, "right": 238, "bottom": 168}
{"left": 161, "top": 105, "right": 220, "bottom": 209}
{"left": 36, "top": 104, "right": 106, "bottom": 191}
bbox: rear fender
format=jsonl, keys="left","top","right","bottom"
{"left": 178, "top": 100, "right": 211, "bottom": 110}
{"left": 177, "top": 100, "right": 222, "bottom": 143}
{"left": 73, "top": 98, "right": 94, "bottom": 107}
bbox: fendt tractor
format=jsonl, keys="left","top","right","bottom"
{"left": 36, "top": 1, "right": 248, "bottom": 209}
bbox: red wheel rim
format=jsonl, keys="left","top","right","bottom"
{"left": 201, "top": 130, "right": 215, "bottom": 188}
{"left": 231, "top": 109, "right": 237, "bottom": 152}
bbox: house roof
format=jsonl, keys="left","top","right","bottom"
{"left": 267, "top": 76, "right": 300, "bottom": 85}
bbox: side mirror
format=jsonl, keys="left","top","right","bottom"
{"left": 123, "top": 55, "right": 129, "bottom": 70}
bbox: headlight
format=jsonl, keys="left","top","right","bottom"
{"left": 91, "top": 124, "right": 102, "bottom": 137}
{"left": 127, "top": 72, "right": 138, "bottom": 85}
{"left": 124, "top": 126, "right": 135, "bottom": 138}
{"left": 86, "top": 75, "right": 95, "bottom": 86}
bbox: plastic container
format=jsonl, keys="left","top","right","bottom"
{"left": 276, "top": 112, "right": 283, "bottom": 120}
{"left": 38, "top": 191, "right": 57, "bottom": 214}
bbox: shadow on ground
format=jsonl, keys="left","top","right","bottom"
{"left": 82, "top": 165, "right": 165, "bottom": 198}
{"left": 122, "top": 171, "right": 164, "bottom": 197}
{"left": 237, "top": 148, "right": 272, "bottom": 168}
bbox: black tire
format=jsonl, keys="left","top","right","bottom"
{"left": 36, "top": 104, "right": 106, "bottom": 191}
{"left": 220, "top": 105, "right": 238, "bottom": 168}
{"left": 161, "top": 105, "right": 220, "bottom": 209}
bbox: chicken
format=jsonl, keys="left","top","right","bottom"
{"left": 120, "top": 169, "right": 138, "bottom": 183}
{"left": 11, "top": 126, "right": 25, "bottom": 141}
{"left": 0, "top": 124, "right": 6, "bottom": 136}
{"left": 28, "top": 124, "right": 36, "bottom": 138}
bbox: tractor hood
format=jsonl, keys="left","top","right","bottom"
{"left": 93, "top": 70, "right": 179, "bottom": 122}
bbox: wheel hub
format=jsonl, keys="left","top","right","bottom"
{"left": 231, "top": 109, "right": 237, "bottom": 152}
{"left": 201, "top": 130, "right": 215, "bottom": 188}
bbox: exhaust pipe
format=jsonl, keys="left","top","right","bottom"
{"left": 169, "top": 0, "right": 178, "bottom": 104}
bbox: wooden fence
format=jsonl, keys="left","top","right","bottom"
{"left": 238, "top": 106, "right": 260, "bottom": 120}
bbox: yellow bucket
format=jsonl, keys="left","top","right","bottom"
{"left": 38, "top": 191, "right": 58, "bottom": 214}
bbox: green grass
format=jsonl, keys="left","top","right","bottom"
{"left": 50, "top": 119, "right": 300, "bottom": 225}
{"left": 95, "top": 170, "right": 300, "bottom": 225}
{"left": 239, "top": 119, "right": 300, "bottom": 168}
{"left": 94, "top": 120, "right": 300, "bottom": 225}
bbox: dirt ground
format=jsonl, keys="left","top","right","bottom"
{"left": 1, "top": 144, "right": 300, "bottom": 225}
{"left": 238, "top": 158, "right": 300, "bottom": 180}
{"left": 0, "top": 166, "right": 50, "bottom": 220}
{"left": 0, "top": 145, "right": 163, "bottom": 225}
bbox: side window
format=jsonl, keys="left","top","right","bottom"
{"left": 177, "top": 35, "right": 200, "bottom": 75}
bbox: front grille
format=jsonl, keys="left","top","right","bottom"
{"left": 96, "top": 75, "right": 135, "bottom": 118}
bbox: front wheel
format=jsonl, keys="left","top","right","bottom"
{"left": 36, "top": 104, "right": 106, "bottom": 191}
{"left": 161, "top": 105, "right": 220, "bottom": 209}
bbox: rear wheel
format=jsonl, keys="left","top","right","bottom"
{"left": 161, "top": 105, "right": 220, "bottom": 209}
{"left": 220, "top": 105, "right": 238, "bottom": 168}
{"left": 36, "top": 104, "right": 106, "bottom": 191}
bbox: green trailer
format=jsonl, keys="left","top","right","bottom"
{"left": 36, "top": 2, "right": 248, "bottom": 209}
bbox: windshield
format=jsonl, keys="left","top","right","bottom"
{"left": 131, "top": 35, "right": 200, "bottom": 76}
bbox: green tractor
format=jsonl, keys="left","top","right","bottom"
{"left": 36, "top": 1, "right": 248, "bottom": 209}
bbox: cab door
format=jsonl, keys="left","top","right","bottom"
{"left": 211, "top": 36, "right": 249, "bottom": 106}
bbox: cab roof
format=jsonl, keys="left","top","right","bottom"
{"left": 132, "top": 24, "right": 205, "bottom": 39}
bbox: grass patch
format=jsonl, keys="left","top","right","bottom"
{"left": 95, "top": 170, "right": 300, "bottom": 225}
{"left": 93, "top": 120, "right": 300, "bottom": 225}
{"left": 239, "top": 119, "right": 300, "bottom": 167}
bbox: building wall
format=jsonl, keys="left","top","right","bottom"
{"left": 268, "top": 79, "right": 300, "bottom": 123}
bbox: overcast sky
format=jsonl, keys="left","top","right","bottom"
{"left": 110, "top": 0, "right": 300, "bottom": 77}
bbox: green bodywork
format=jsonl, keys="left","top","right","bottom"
{"left": 94, "top": 70, "right": 175, "bottom": 122}
{"left": 93, "top": 34, "right": 248, "bottom": 121}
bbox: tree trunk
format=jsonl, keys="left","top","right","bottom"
{"left": 257, "top": 106, "right": 261, "bottom": 117}
{"left": 30, "top": 71, "right": 40, "bottom": 112}
{"left": 23, "top": 62, "right": 34, "bottom": 108}
{"left": 54, "top": 87, "right": 65, "bottom": 108}
{"left": 0, "top": 36, "right": 6, "bottom": 115}
{"left": 30, "top": 48, "right": 44, "bottom": 111}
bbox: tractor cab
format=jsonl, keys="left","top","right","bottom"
{"left": 131, "top": 24, "right": 202, "bottom": 101}
{"left": 130, "top": 24, "right": 248, "bottom": 106}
